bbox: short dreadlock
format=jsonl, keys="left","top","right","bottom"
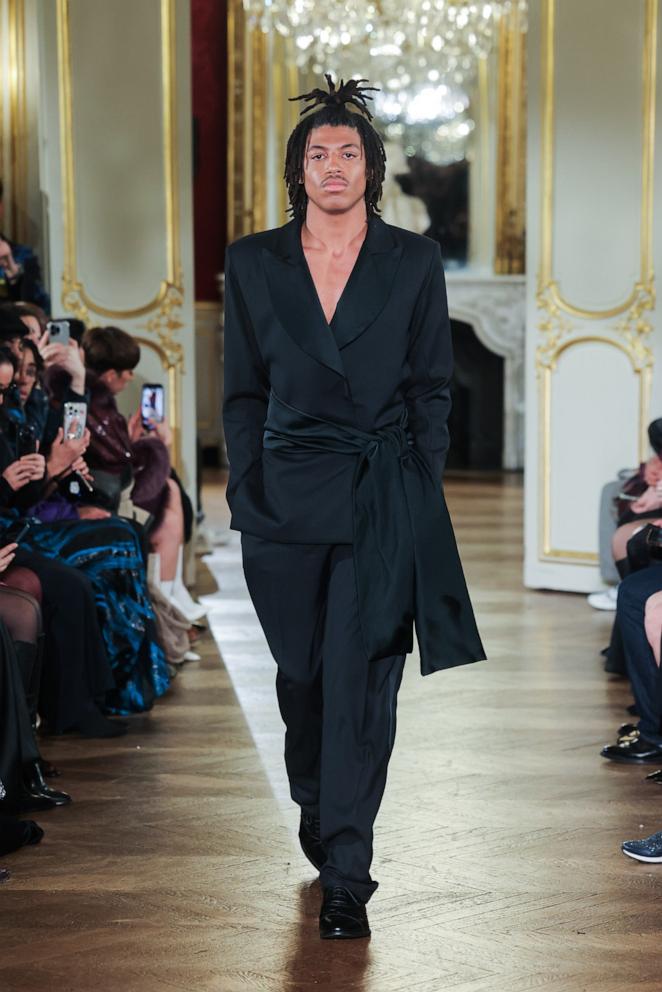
{"left": 284, "top": 74, "right": 386, "bottom": 220}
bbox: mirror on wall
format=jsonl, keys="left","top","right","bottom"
{"left": 228, "top": 0, "right": 526, "bottom": 275}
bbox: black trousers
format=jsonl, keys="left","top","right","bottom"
{"left": 618, "top": 563, "right": 662, "bottom": 745}
{"left": 241, "top": 535, "right": 405, "bottom": 902}
{"left": 0, "top": 619, "right": 39, "bottom": 805}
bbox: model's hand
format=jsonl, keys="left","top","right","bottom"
{"left": 0, "top": 542, "right": 17, "bottom": 573}
{"left": 632, "top": 486, "right": 662, "bottom": 513}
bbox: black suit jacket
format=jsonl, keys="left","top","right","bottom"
{"left": 223, "top": 215, "right": 453, "bottom": 544}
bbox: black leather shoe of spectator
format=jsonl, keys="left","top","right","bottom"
{"left": 319, "top": 887, "right": 370, "bottom": 940}
{"left": 299, "top": 812, "right": 325, "bottom": 871}
{"left": 601, "top": 737, "right": 662, "bottom": 763}
{"left": 23, "top": 761, "right": 71, "bottom": 807}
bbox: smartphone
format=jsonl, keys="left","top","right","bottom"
{"left": 141, "top": 383, "right": 165, "bottom": 427}
{"left": 16, "top": 424, "right": 38, "bottom": 457}
{"left": 618, "top": 493, "right": 639, "bottom": 502}
{"left": 63, "top": 401, "right": 87, "bottom": 441}
{"left": 46, "top": 319, "right": 70, "bottom": 345}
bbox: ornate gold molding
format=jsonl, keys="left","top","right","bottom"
{"left": 536, "top": 0, "right": 658, "bottom": 564}
{"left": 7, "top": 0, "right": 27, "bottom": 243}
{"left": 56, "top": 0, "right": 183, "bottom": 320}
{"left": 227, "top": 0, "right": 246, "bottom": 243}
{"left": 495, "top": 4, "right": 526, "bottom": 274}
{"left": 251, "top": 27, "right": 267, "bottom": 234}
{"left": 538, "top": 0, "right": 657, "bottom": 321}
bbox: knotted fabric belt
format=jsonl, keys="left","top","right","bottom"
{"left": 263, "top": 391, "right": 485, "bottom": 675}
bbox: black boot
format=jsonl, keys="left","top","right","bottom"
{"left": 22, "top": 759, "right": 71, "bottom": 807}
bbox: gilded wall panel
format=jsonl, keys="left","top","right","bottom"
{"left": 67, "top": 0, "right": 167, "bottom": 313}
{"left": 532, "top": 0, "right": 657, "bottom": 573}
{"left": 552, "top": 0, "right": 644, "bottom": 310}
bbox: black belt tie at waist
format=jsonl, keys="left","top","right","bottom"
{"left": 263, "top": 391, "right": 485, "bottom": 675}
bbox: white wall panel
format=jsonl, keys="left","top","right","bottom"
{"left": 525, "top": 0, "right": 658, "bottom": 593}
{"left": 554, "top": 1, "right": 643, "bottom": 309}
{"left": 69, "top": 0, "right": 168, "bottom": 312}
{"left": 548, "top": 343, "right": 639, "bottom": 554}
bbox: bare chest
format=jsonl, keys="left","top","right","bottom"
{"left": 303, "top": 244, "right": 363, "bottom": 325}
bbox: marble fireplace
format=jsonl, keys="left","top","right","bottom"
{"left": 445, "top": 272, "right": 526, "bottom": 470}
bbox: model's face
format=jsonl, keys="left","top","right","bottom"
{"left": 302, "top": 125, "right": 367, "bottom": 215}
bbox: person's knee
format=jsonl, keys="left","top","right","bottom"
{"left": 618, "top": 572, "right": 654, "bottom": 614}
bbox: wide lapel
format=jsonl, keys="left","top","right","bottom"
{"left": 261, "top": 220, "right": 345, "bottom": 378}
{"left": 330, "top": 216, "right": 403, "bottom": 351}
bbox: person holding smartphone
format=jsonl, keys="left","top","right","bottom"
{"left": 79, "top": 326, "right": 204, "bottom": 623}
{"left": 0, "top": 343, "right": 171, "bottom": 716}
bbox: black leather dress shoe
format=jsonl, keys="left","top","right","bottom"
{"left": 601, "top": 736, "right": 662, "bottom": 763}
{"left": 6, "top": 789, "right": 58, "bottom": 813}
{"left": 319, "top": 886, "right": 370, "bottom": 940}
{"left": 299, "top": 812, "right": 325, "bottom": 871}
{"left": 23, "top": 761, "right": 71, "bottom": 806}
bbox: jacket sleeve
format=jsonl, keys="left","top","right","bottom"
{"left": 222, "top": 246, "right": 270, "bottom": 507}
{"left": 404, "top": 242, "right": 453, "bottom": 486}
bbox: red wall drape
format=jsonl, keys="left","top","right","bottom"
{"left": 191, "top": 0, "right": 228, "bottom": 301}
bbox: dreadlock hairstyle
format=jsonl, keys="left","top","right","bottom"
{"left": 284, "top": 74, "right": 387, "bottom": 220}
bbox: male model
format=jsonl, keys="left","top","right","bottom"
{"left": 223, "top": 75, "right": 485, "bottom": 939}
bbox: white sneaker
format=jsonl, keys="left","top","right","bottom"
{"left": 587, "top": 586, "right": 618, "bottom": 611}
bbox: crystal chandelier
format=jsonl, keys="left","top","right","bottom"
{"left": 242, "top": 0, "right": 527, "bottom": 164}
{"left": 243, "top": 1, "right": 528, "bottom": 84}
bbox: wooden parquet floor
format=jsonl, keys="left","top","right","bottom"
{"left": 3, "top": 472, "right": 662, "bottom": 992}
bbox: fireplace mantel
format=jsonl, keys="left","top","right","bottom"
{"left": 446, "top": 271, "right": 526, "bottom": 470}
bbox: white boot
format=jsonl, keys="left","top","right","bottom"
{"left": 169, "top": 545, "right": 207, "bottom": 623}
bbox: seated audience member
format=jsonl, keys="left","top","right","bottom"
{"left": 78, "top": 325, "right": 204, "bottom": 622}
{"left": 16, "top": 338, "right": 48, "bottom": 440}
{"left": 0, "top": 346, "right": 171, "bottom": 716}
{"left": 601, "top": 547, "right": 662, "bottom": 764}
{"left": 610, "top": 419, "right": 662, "bottom": 580}
{"left": 0, "top": 179, "right": 50, "bottom": 313}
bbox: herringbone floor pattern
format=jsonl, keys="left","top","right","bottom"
{"left": 2, "top": 473, "right": 662, "bottom": 991}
